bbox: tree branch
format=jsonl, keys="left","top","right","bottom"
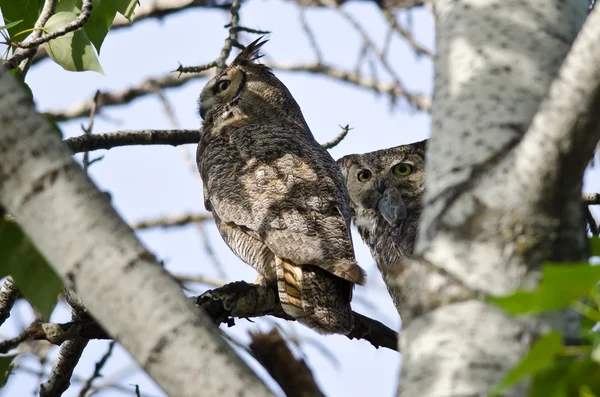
{"left": 63, "top": 129, "right": 201, "bottom": 153}
{"left": 39, "top": 339, "right": 89, "bottom": 397}
{"left": 16, "top": 0, "right": 92, "bottom": 49}
{"left": 0, "top": 277, "right": 19, "bottom": 327}
{"left": 6, "top": 0, "right": 57, "bottom": 74}
{"left": 130, "top": 212, "right": 214, "bottom": 230}
{"left": 194, "top": 281, "right": 399, "bottom": 351}
{"left": 0, "top": 62, "right": 271, "bottom": 396}
{"left": 249, "top": 329, "right": 326, "bottom": 397}
{"left": 46, "top": 62, "right": 430, "bottom": 122}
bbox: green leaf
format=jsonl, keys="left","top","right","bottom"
{"left": 529, "top": 359, "right": 570, "bottom": 397}
{"left": 0, "top": 19, "right": 23, "bottom": 31}
{"left": 85, "top": 0, "right": 118, "bottom": 53}
{"left": 490, "top": 331, "right": 563, "bottom": 396}
{"left": 489, "top": 262, "right": 600, "bottom": 314}
{"left": 56, "top": 0, "right": 80, "bottom": 13}
{"left": 591, "top": 237, "right": 600, "bottom": 257}
{"left": 114, "top": 0, "right": 137, "bottom": 21}
{"left": 0, "top": 0, "right": 42, "bottom": 39}
{"left": 0, "top": 355, "right": 15, "bottom": 387}
{"left": 0, "top": 218, "right": 63, "bottom": 321}
{"left": 43, "top": 12, "right": 104, "bottom": 73}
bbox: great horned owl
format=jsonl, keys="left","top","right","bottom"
{"left": 337, "top": 140, "right": 426, "bottom": 314}
{"left": 196, "top": 38, "right": 366, "bottom": 334}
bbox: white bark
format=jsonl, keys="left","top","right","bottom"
{"left": 395, "top": 0, "right": 600, "bottom": 396}
{"left": 0, "top": 66, "right": 273, "bottom": 397}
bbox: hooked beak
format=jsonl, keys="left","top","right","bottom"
{"left": 377, "top": 179, "right": 386, "bottom": 194}
{"left": 377, "top": 187, "right": 408, "bottom": 226}
{"left": 199, "top": 104, "right": 207, "bottom": 120}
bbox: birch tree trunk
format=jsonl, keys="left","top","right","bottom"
{"left": 0, "top": 65, "right": 273, "bottom": 397}
{"left": 393, "top": 0, "right": 600, "bottom": 395}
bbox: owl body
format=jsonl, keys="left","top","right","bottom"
{"left": 337, "top": 141, "right": 426, "bottom": 314}
{"left": 197, "top": 38, "right": 365, "bottom": 334}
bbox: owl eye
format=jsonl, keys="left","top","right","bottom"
{"left": 393, "top": 163, "right": 413, "bottom": 176}
{"left": 216, "top": 80, "right": 231, "bottom": 93}
{"left": 357, "top": 169, "right": 372, "bottom": 182}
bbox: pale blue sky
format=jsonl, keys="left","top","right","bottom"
{"left": 1, "top": 1, "right": 598, "bottom": 396}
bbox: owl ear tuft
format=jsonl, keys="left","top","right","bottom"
{"left": 232, "top": 36, "right": 269, "bottom": 66}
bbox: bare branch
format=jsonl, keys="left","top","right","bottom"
{"left": 130, "top": 212, "right": 213, "bottom": 230}
{"left": 0, "top": 277, "right": 20, "bottom": 326}
{"left": 78, "top": 341, "right": 116, "bottom": 397}
{"left": 6, "top": 0, "right": 57, "bottom": 74}
{"left": 176, "top": 0, "right": 249, "bottom": 74}
{"left": 63, "top": 129, "right": 201, "bottom": 153}
{"left": 39, "top": 340, "right": 89, "bottom": 397}
{"left": 249, "top": 329, "right": 325, "bottom": 397}
{"left": 195, "top": 281, "right": 399, "bottom": 351}
{"left": 46, "top": 62, "right": 429, "bottom": 122}
{"left": 322, "top": 124, "right": 352, "bottom": 149}
{"left": 82, "top": 91, "right": 101, "bottom": 173}
{"left": 16, "top": 0, "right": 92, "bottom": 49}
{"left": 172, "top": 273, "right": 227, "bottom": 288}
{"left": 381, "top": 6, "right": 433, "bottom": 57}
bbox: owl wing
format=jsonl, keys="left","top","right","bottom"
{"left": 198, "top": 123, "right": 365, "bottom": 285}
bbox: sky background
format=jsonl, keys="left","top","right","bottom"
{"left": 1, "top": 1, "right": 599, "bottom": 396}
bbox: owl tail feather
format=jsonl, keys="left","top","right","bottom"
{"left": 275, "top": 257, "right": 354, "bottom": 335}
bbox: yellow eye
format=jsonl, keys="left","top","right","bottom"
{"left": 357, "top": 169, "right": 372, "bottom": 182}
{"left": 393, "top": 163, "right": 413, "bottom": 176}
{"left": 216, "top": 80, "right": 231, "bottom": 93}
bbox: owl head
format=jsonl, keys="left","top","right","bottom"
{"left": 199, "top": 37, "right": 308, "bottom": 130}
{"left": 337, "top": 140, "right": 427, "bottom": 230}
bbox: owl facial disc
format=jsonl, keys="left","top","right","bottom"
{"left": 377, "top": 187, "right": 407, "bottom": 226}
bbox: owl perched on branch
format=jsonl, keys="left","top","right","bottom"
{"left": 196, "top": 38, "right": 366, "bottom": 334}
{"left": 337, "top": 141, "right": 426, "bottom": 314}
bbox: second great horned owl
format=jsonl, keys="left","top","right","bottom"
{"left": 196, "top": 38, "right": 366, "bottom": 334}
{"left": 337, "top": 141, "right": 426, "bottom": 314}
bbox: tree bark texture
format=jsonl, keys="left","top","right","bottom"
{"left": 394, "top": 0, "right": 598, "bottom": 396}
{"left": 0, "top": 66, "right": 273, "bottom": 397}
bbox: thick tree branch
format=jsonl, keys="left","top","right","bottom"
{"left": 0, "top": 282, "right": 397, "bottom": 353}
{"left": 0, "top": 65, "right": 271, "bottom": 395}
{"left": 194, "top": 281, "right": 399, "bottom": 351}
{"left": 249, "top": 329, "right": 326, "bottom": 397}
{"left": 39, "top": 340, "right": 89, "bottom": 397}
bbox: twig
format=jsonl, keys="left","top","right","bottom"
{"left": 16, "top": 0, "right": 92, "bottom": 49}
{"left": 172, "top": 273, "right": 227, "bottom": 288}
{"left": 6, "top": 0, "right": 57, "bottom": 74}
{"left": 82, "top": 91, "right": 101, "bottom": 173}
{"left": 322, "top": 124, "right": 352, "bottom": 149}
{"left": 249, "top": 328, "right": 325, "bottom": 397}
{"left": 0, "top": 329, "right": 29, "bottom": 353}
{"left": 176, "top": 0, "right": 246, "bottom": 74}
{"left": 321, "top": 0, "right": 419, "bottom": 109}
{"left": 63, "top": 129, "right": 202, "bottom": 153}
{"left": 299, "top": 6, "right": 324, "bottom": 62}
{"left": 46, "top": 62, "right": 430, "bottom": 122}
{"left": 130, "top": 212, "right": 214, "bottom": 230}
{"left": 0, "top": 276, "right": 20, "bottom": 326}
{"left": 381, "top": 6, "right": 433, "bottom": 57}
{"left": 194, "top": 281, "right": 399, "bottom": 351}
{"left": 78, "top": 341, "right": 116, "bottom": 397}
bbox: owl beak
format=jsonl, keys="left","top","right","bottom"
{"left": 376, "top": 179, "right": 386, "bottom": 194}
{"left": 377, "top": 188, "right": 408, "bottom": 226}
{"left": 199, "top": 104, "right": 207, "bottom": 120}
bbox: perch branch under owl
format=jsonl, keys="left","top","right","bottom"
{"left": 194, "top": 281, "right": 399, "bottom": 351}
{"left": 1, "top": 284, "right": 398, "bottom": 352}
